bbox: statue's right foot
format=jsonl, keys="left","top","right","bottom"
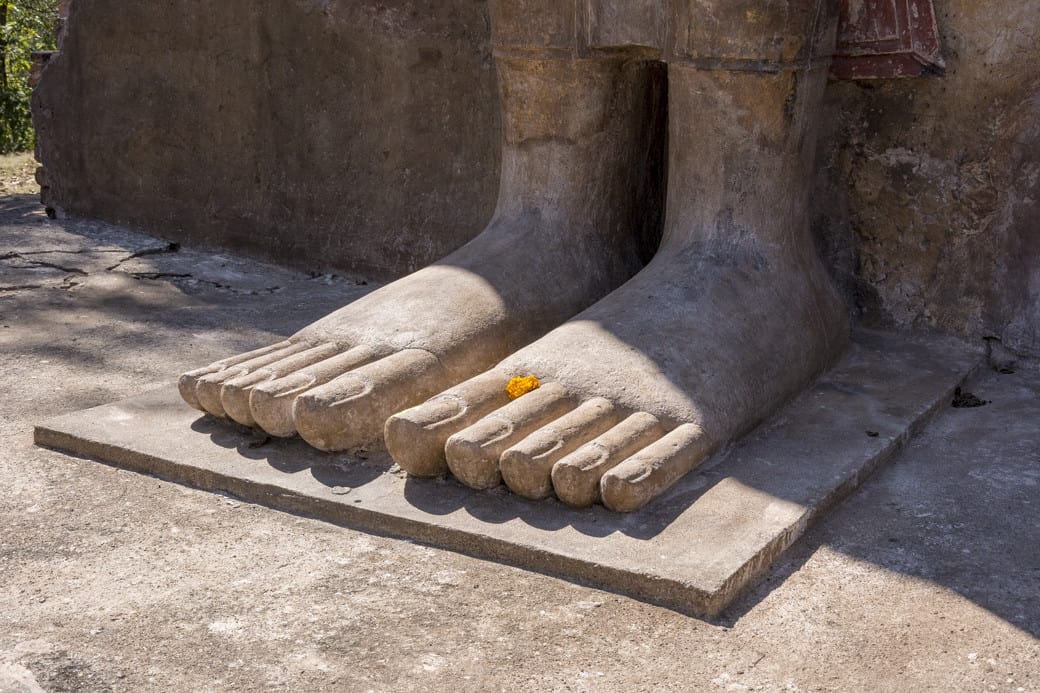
{"left": 179, "top": 55, "right": 665, "bottom": 451}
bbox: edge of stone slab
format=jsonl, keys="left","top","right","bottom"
{"left": 33, "top": 328, "right": 984, "bottom": 618}
{"left": 32, "top": 422, "right": 718, "bottom": 615}
{"left": 707, "top": 331, "right": 986, "bottom": 614}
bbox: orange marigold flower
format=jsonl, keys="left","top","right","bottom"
{"left": 505, "top": 375, "right": 541, "bottom": 400}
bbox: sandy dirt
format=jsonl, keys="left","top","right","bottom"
{"left": 0, "top": 154, "right": 38, "bottom": 197}
{"left": 1, "top": 197, "right": 1037, "bottom": 692}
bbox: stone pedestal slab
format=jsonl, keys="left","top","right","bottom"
{"left": 34, "top": 329, "right": 979, "bottom": 617}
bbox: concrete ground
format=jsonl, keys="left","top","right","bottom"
{"left": 1, "top": 194, "right": 1038, "bottom": 692}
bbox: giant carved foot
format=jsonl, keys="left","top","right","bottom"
{"left": 386, "top": 64, "right": 851, "bottom": 511}
{"left": 386, "top": 247, "right": 849, "bottom": 512}
{"left": 179, "top": 56, "right": 665, "bottom": 451}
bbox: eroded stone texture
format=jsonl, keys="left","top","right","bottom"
{"left": 812, "top": 0, "right": 1040, "bottom": 357}
{"left": 392, "top": 62, "right": 851, "bottom": 512}
{"left": 388, "top": 1, "right": 850, "bottom": 512}
{"left": 32, "top": 0, "right": 501, "bottom": 281}
{"left": 180, "top": 0, "right": 850, "bottom": 514}
{"left": 28, "top": 0, "right": 1040, "bottom": 516}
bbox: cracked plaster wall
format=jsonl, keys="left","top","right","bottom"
{"left": 31, "top": 0, "right": 1040, "bottom": 356}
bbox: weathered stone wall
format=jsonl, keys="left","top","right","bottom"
{"left": 813, "top": 1, "right": 1040, "bottom": 356}
{"left": 33, "top": 0, "right": 501, "bottom": 280}
{"left": 33, "top": 0, "right": 1040, "bottom": 355}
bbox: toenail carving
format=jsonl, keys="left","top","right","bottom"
{"left": 551, "top": 411, "right": 665, "bottom": 508}
{"left": 249, "top": 345, "right": 385, "bottom": 438}
{"left": 500, "top": 397, "right": 619, "bottom": 499}
{"left": 221, "top": 343, "right": 341, "bottom": 427}
{"left": 600, "top": 423, "right": 712, "bottom": 513}
{"left": 179, "top": 341, "right": 293, "bottom": 411}
{"left": 445, "top": 383, "right": 573, "bottom": 490}
{"left": 195, "top": 342, "right": 310, "bottom": 418}
{"left": 294, "top": 349, "right": 448, "bottom": 451}
{"left": 386, "top": 372, "right": 512, "bottom": 477}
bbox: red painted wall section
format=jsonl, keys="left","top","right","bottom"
{"left": 832, "top": 0, "right": 944, "bottom": 79}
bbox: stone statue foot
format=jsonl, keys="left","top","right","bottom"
{"left": 386, "top": 246, "right": 849, "bottom": 511}
{"left": 385, "top": 64, "right": 851, "bottom": 511}
{"left": 179, "top": 56, "right": 665, "bottom": 451}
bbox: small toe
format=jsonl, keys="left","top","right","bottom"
{"left": 600, "top": 423, "right": 713, "bottom": 513}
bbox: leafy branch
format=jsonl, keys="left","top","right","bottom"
{"left": 0, "top": 0, "right": 58, "bottom": 153}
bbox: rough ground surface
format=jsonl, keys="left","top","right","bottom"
{"left": 2, "top": 196, "right": 1038, "bottom": 692}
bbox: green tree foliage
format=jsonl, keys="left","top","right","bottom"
{"left": 0, "top": 0, "right": 58, "bottom": 153}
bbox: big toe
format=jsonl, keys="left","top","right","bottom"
{"left": 385, "top": 371, "right": 512, "bottom": 478}
{"left": 293, "top": 348, "right": 451, "bottom": 451}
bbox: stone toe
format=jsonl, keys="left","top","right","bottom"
{"left": 444, "top": 383, "right": 574, "bottom": 490}
{"left": 293, "top": 348, "right": 450, "bottom": 451}
{"left": 499, "top": 397, "right": 620, "bottom": 500}
{"left": 599, "top": 423, "right": 712, "bottom": 513}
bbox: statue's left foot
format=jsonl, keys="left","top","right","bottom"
{"left": 386, "top": 63, "right": 851, "bottom": 512}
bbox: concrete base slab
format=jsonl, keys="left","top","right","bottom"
{"left": 34, "top": 329, "right": 980, "bottom": 617}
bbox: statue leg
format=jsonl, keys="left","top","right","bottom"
{"left": 387, "top": 0, "right": 851, "bottom": 511}
{"left": 178, "top": 2, "right": 665, "bottom": 451}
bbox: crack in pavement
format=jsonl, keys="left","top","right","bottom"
{"left": 104, "top": 242, "right": 181, "bottom": 271}
{"left": 16, "top": 260, "right": 88, "bottom": 275}
{"left": 4, "top": 248, "right": 126, "bottom": 256}
{"left": 173, "top": 277, "right": 284, "bottom": 295}
{"left": 1, "top": 242, "right": 281, "bottom": 296}
{"left": 127, "top": 272, "right": 193, "bottom": 280}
